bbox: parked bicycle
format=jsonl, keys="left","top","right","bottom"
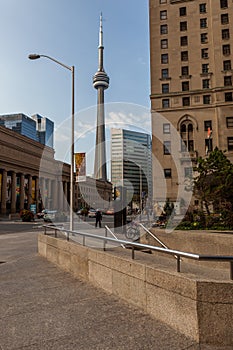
{"left": 125, "top": 221, "right": 140, "bottom": 240}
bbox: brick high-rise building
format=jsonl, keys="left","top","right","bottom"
{"left": 149, "top": 0, "right": 233, "bottom": 209}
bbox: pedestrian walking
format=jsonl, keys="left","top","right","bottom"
{"left": 95, "top": 210, "right": 102, "bottom": 228}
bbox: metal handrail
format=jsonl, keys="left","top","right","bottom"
{"left": 43, "top": 224, "right": 233, "bottom": 280}
{"left": 139, "top": 223, "right": 168, "bottom": 249}
{"left": 105, "top": 226, "right": 126, "bottom": 249}
{"left": 139, "top": 223, "right": 179, "bottom": 260}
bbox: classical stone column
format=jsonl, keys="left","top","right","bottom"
{"left": 40, "top": 177, "right": 46, "bottom": 209}
{"left": 47, "top": 179, "right": 52, "bottom": 210}
{"left": 58, "top": 181, "right": 64, "bottom": 211}
{"left": 28, "top": 175, "right": 32, "bottom": 209}
{"left": 19, "top": 174, "right": 25, "bottom": 211}
{"left": 1, "top": 169, "right": 7, "bottom": 215}
{"left": 11, "top": 172, "right": 16, "bottom": 214}
{"left": 52, "top": 180, "right": 58, "bottom": 210}
{"left": 35, "top": 177, "right": 39, "bottom": 213}
{"left": 63, "top": 181, "right": 68, "bottom": 212}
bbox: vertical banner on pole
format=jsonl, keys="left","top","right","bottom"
{"left": 75, "top": 152, "right": 86, "bottom": 182}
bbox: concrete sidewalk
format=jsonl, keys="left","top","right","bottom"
{"left": 0, "top": 230, "right": 214, "bottom": 349}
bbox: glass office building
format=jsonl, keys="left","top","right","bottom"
{"left": 111, "top": 128, "right": 152, "bottom": 208}
{"left": 0, "top": 113, "right": 54, "bottom": 148}
{"left": 31, "top": 114, "right": 54, "bottom": 148}
{"left": 0, "top": 114, "right": 37, "bottom": 142}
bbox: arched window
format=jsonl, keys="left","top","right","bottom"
{"left": 180, "top": 121, "right": 194, "bottom": 152}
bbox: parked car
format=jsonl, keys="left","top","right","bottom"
{"left": 43, "top": 210, "right": 57, "bottom": 222}
{"left": 88, "top": 209, "right": 97, "bottom": 218}
{"left": 105, "top": 208, "right": 114, "bottom": 215}
{"left": 36, "top": 209, "right": 46, "bottom": 219}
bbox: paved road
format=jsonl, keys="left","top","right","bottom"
{"left": 0, "top": 227, "right": 208, "bottom": 350}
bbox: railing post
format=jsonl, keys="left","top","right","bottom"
{"left": 177, "top": 256, "right": 181, "bottom": 272}
{"left": 67, "top": 231, "right": 69, "bottom": 241}
{"left": 230, "top": 261, "right": 233, "bottom": 280}
{"left": 83, "top": 236, "right": 85, "bottom": 246}
{"left": 132, "top": 246, "right": 135, "bottom": 260}
{"left": 44, "top": 226, "right": 47, "bottom": 235}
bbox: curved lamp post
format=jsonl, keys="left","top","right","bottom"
{"left": 28, "top": 54, "right": 75, "bottom": 231}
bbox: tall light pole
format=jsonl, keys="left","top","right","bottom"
{"left": 28, "top": 54, "right": 75, "bottom": 231}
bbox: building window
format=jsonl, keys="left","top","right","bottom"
{"left": 202, "top": 79, "right": 210, "bottom": 88}
{"left": 181, "top": 51, "right": 188, "bottom": 61}
{"left": 200, "top": 18, "right": 207, "bottom": 28}
{"left": 204, "top": 120, "right": 212, "bottom": 131}
{"left": 223, "top": 60, "right": 231, "bottom": 70}
{"left": 220, "top": 0, "right": 228, "bottom": 9}
{"left": 221, "top": 14, "right": 229, "bottom": 24}
{"left": 161, "top": 54, "right": 168, "bottom": 64}
{"left": 182, "top": 81, "right": 189, "bottom": 91}
{"left": 224, "top": 76, "right": 232, "bottom": 86}
{"left": 181, "top": 66, "right": 189, "bottom": 76}
{"left": 180, "top": 122, "right": 194, "bottom": 152}
{"left": 164, "top": 141, "right": 171, "bottom": 154}
{"left": 163, "top": 123, "right": 170, "bottom": 134}
{"left": 227, "top": 137, "right": 233, "bottom": 151}
{"left": 162, "top": 99, "right": 170, "bottom": 108}
{"left": 199, "top": 3, "right": 207, "bottom": 13}
{"left": 203, "top": 95, "right": 211, "bottom": 104}
{"left": 160, "top": 10, "right": 167, "bottom": 20}
{"left": 201, "top": 33, "right": 208, "bottom": 43}
{"left": 180, "top": 36, "right": 188, "bottom": 46}
{"left": 162, "top": 83, "right": 169, "bottom": 93}
{"left": 202, "top": 63, "right": 209, "bottom": 73}
{"left": 179, "top": 7, "right": 186, "bottom": 16}
{"left": 160, "top": 24, "right": 168, "bottom": 34}
{"left": 201, "top": 48, "right": 209, "bottom": 59}
{"left": 164, "top": 169, "right": 172, "bottom": 178}
{"left": 226, "top": 117, "right": 233, "bottom": 128}
{"left": 182, "top": 97, "right": 190, "bottom": 106}
{"left": 222, "top": 29, "right": 230, "bottom": 40}
{"left": 161, "top": 39, "right": 168, "bottom": 49}
{"left": 161, "top": 68, "right": 169, "bottom": 79}
{"left": 225, "top": 92, "right": 233, "bottom": 101}
{"left": 180, "top": 21, "right": 187, "bottom": 31}
{"left": 223, "top": 44, "right": 231, "bottom": 56}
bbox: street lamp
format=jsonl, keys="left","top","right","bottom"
{"left": 28, "top": 53, "right": 75, "bottom": 231}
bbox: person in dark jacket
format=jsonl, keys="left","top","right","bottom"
{"left": 95, "top": 210, "right": 102, "bottom": 228}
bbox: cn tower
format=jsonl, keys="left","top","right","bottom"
{"left": 93, "top": 13, "right": 109, "bottom": 181}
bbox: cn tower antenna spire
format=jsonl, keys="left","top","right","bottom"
{"left": 93, "top": 13, "right": 110, "bottom": 181}
{"left": 99, "top": 12, "right": 103, "bottom": 48}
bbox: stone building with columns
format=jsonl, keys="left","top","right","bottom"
{"left": 0, "top": 125, "right": 70, "bottom": 216}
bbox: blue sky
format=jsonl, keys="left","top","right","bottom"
{"left": 0, "top": 1, "right": 151, "bottom": 176}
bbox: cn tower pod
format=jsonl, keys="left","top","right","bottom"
{"left": 93, "top": 70, "right": 109, "bottom": 89}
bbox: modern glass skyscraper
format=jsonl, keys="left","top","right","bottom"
{"left": 111, "top": 128, "right": 152, "bottom": 208}
{"left": 31, "top": 114, "right": 54, "bottom": 148}
{"left": 0, "top": 114, "right": 37, "bottom": 142}
{"left": 0, "top": 113, "right": 54, "bottom": 148}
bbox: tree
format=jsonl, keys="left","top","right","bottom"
{"left": 194, "top": 147, "right": 233, "bottom": 215}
